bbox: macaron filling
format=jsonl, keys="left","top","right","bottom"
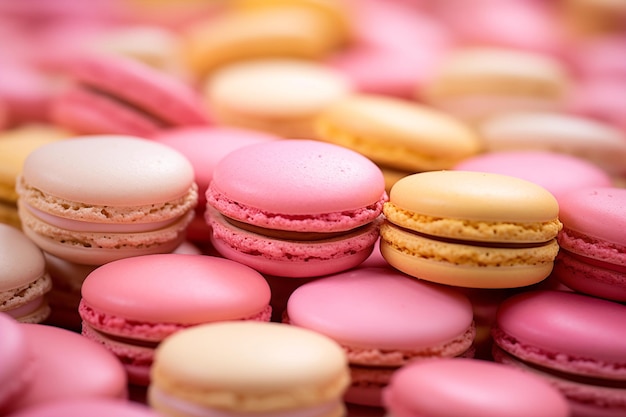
{"left": 3, "top": 296, "right": 46, "bottom": 320}
{"left": 149, "top": 385, "right": 344, "bottom": 417}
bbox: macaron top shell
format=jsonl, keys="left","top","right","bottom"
{"left": 0, "top": 224, "right": 46, "bottom": 291}
{"left": 151, "top": 321, "right": 349, "bottom": 406}
{"left": 81, "top": 254, "right": 271, "bottom": 324}
{"left": 21, "top": 136, "right": 195, "bottom": 206}
{"left": 495, "top": 291, "right": 626, "bottom": 377}
{"left": 389, "top": 171, "right": 559, "bottom": 223}
{"left": 558, "top": 187, "right": 626, "bottom": 246}
{"left": 383, "top": 358, "right": 570, "bottom": 417}
{"left": 287, "top": 267, "right": 473, "bottom": 350}
{"left": 6, "top": 399, "right": 163, "bottom": 417}
{"left": 209, "top": 139, "right": 386, "bottom": 215}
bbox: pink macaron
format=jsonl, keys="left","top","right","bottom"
{"left": 0, "top": 313, "right": 34, "bottom": 414}
{"left": 4, "top": 323, "right": 127, "bottom": 414}
{"left": 5, "top": 398, "right": 162, "bottom": 417}
{"left": 205, "top": 139, "right": 387, "bottom": 278}
{"left": 152, "top": 126, "right": 279, "bottom": 244}
{"left": 79, "top": 253, "right": 272, "bottom": 385}
{"left": 454, "top": 151, "right": 613, "bottom": 203}
{"left": 285, "top": 266, "right": 475, "bottom": 407}
{"left": 492, "top": 290, "right": 626, "bottom": 417}
{"left": 50, "top": 54, "right": 209, "bottom": 137}
{"left": 382, "top": 357, "right": 570, "bottom": 417}
{"left": 552, "top": 187, "right": 626, "bottom": 302}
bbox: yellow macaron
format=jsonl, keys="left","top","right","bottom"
{"left": 380, "top": 171, "right": 562, "bottom": 289}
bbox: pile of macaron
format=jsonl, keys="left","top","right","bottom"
{"left": 1, "top": 0, "right": 626, "bottom": 416}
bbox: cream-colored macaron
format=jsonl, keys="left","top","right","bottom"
{"left": 421, "top": 47, "right": 571, "bottom": 125}
{"left": 205, "top": 59, "right": 354, "bottom": 139}
{"left": 149, "top": 321, "right": 350, "bottom": 417}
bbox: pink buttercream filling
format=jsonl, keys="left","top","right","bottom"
{"left": 149, "top": 386, "right": 342, "bottom": 417}
{"left": 79, "top": 300, "right": 272, "bottom": 341}
{"left": 24, "top": 203, "right": 182, "bottom": 233}
{"left": 5, "top": 296, "right": 44, "bottom": 320}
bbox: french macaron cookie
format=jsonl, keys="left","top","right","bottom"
{"left": 314, "top": 94, "right": 481, "bottom": 190}
{"left": 152, "top": 125, "right": 279, "bottom": 244}
{"left": 380, "top": 171, "right": 563, "bottom": 288}
{"left": 0, "top": 224, "right": 52, "bottom": 323}
{"left": 285, "top": 266, "right": 475, "bottom": 407}
{"left": 0, "top": 313, "right": 34, "bottom": 413}
{"left": 204, "top": 59, "right": 354, "bottom": 139}
{"left": 552, "top": 187, "right": 626, "bottom": 302}
{"left": 205, "top": 139, "right": 387, "bottom": 278}
{"left": 4, "top": 323, "right": 127, "bottom": 414}
{"left": 50, "top": 54, "right": 209, "bottom": 137}
{"left": 477, "top": 112, "right": 626, "bottom": 179}
{"left": 16, "top": 135, "right": 198, "bottom": 265}
{"left": 79, "top": 253, "right": 272, "bottom": 386}
{"left": 148, "top": 321, "right": 351, "bottom": 417}
{"left": 0, "top": 124, "right": 70, "bottom": 229}
{"left": 5, "top": 398, "right": 163, "bottom": 417}
{"left": 454, "top": 151, "right": 613, "bottom": 203}
{"left": 382, "top": 358, "right": 570, "bottom": 417}
{"left": 491, "top": 290, "right": 626, "bottom": 417}
{"left": 421, "top": 47, "right": 571, "bottom": 124}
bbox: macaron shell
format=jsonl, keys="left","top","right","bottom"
{"left": 0, "top": 224, "right": 46, "bottom": 291}
{"left": 5, "top": 398, "right": 163, "bottom": 417}
{"left": 0, "top": 313, "right": 32, "bottom": 411}
{"left": 492, "top": 290, "right": 626, "bottom": 379}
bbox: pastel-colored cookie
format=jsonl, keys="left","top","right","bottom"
{"left": 0, "top": 124, "right": 70, "bottom": 229}
{"left": 5, "top": 398, "right": 163, "bottom": 417}
{"left": 204, "top": 59, "right": 353, "bottom": 139}
{"left": 553, "top": 187, "right": 626, "bottom": 302}
{"left": 314, "top": 94, "right": 481, "bottom": 189}
{"left": 148, "top": 321, "right": 350, "bottom": 417}
{"left": 4, "top": 323, "right": 127, "bottom": 414}
{"left": 422, "top": 47, "right": 571, "bottom": 124}
{"left": 0, "top": 313, "right": 33, "bottom": 413}
{"left": 382, "top": 358, "right": 570, "bottom": 417}
{"left": 477, "top": 111, "right": 626, "bottom": 178}
{"left": 0, "top": 224, "right": 52, "bottom": 323}
{"left": 182, "top": 7, "right": 342, "bottom": 81}
{"left": 17, "top": 136, "right": 198, "bottom": 265}
{"left": 205, "top": 139, "right": 387, "bottom": 278}
{"left": 286, "top": 266, "right": 475, "bottom": 407}
{"left": 454, "top": 151, "right": 613, "bottom": 203}
{"left": 79, "top": 253, "right": 272, "bottom": 385}
{"left": 492, "top": 290, "right": 626, "bottom": 417}
{"left": 50, "top": 54, "right": 209, "bottom": 137}
{"left": 153, "top": 126, "right": 279, "bottom": 243}
{"left": 380, "top": 171, "right": 562, "bottom": 288}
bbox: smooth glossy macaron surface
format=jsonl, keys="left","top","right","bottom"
{"left": 0, "top": 224, "right": 46, "bottom": 291}
{"left": 0, "top": 313, "right": 31, "bottom": 410}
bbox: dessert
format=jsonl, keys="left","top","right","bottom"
{"left": 79, "top": 253, "right": 272, "bottom": 386}
{"left": 149, "top": 321, "right": 350, "bottom": 417}
{"left": 0, "top": 313, "right": 33, "bottom": 413}
{"left": 205, "top": 139, "right": 387, "bottom": 277}
{"left": 5, "top": 398, "right": 163, "bottom": 417}
{"left": 380, "top": 171, "right": 562, "bottom": 288}
{"left": 17, "top": 135, "right": 198, "bottom": 265}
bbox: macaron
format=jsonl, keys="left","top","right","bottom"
{"left": 314, "top": 94, "right": 481, "bottom": 190}
{"left": 204, "top": 59, "right": 354, "bottom": 139}
{"left": 0, "top": 124, "right": 69, "bottom": 229}
{"left": 552, "top": 187, "right": 626, "bottom": 302}
{"left": 5, "top": 398, "right": 163, "bottom": 417}
{"left": 16, "top": 135, "right": 198, "bottom": 265}
{"left": 79, "top": 254, "right": 272, "bottom": 386}
{"left": 3, "top": 323, "right": 127, "bottom": 414}
{"left": 380, "top": 171, "right": 562, "bottom": 288}
{"left": 454, "top": 151, "right": 613, "bottom": 203}
{"left": 491, "top": 290, "right": 626, "bottom": 417}
{"left": 205, "top": 139, "right": 387, "bottom": 278}
{"left": 285, "top": 266, "right": 475, "bottom": 407}
{"left": 50, "top": 54, "right": 209, "bottom": 137}
{"left": 422, "top": 47, "right": 571, "bottom": 124}
{"left": 477, "top": 111, "right": 626, "bottom": 179}
{"left": 382, "top": 358, "right": 570, "bottom": 417}
{"left": 0, "top": 224, "right": 52, "bottom": 323}
{"left": 0, "top": 313, "right": 33, "bottom": 413}
{"left": 152, "top": 125, "right": 279, "bottom": 244}
{"left": 148, "top": 321, "right": 351, "bottom": 417}
{"left": 182, "top": 6, "right": 342, "bottom": 81}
